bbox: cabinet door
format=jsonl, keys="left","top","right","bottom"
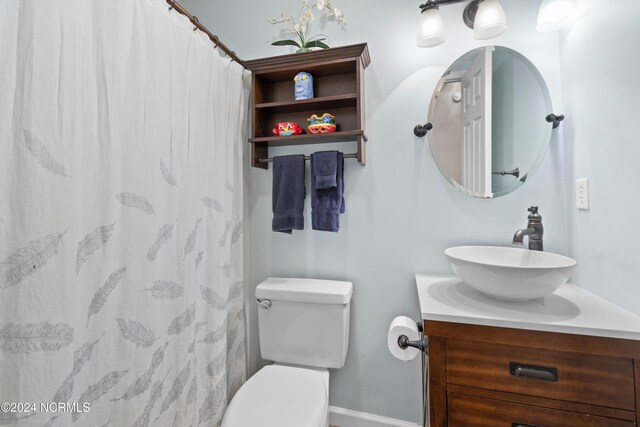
{"left": 448, "top": 393, "right": 635, "bottom": 427}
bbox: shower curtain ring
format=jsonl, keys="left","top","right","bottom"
{"left": 192, "top": 16, "right": 199, "bottom": 31}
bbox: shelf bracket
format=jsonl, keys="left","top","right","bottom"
{"left": 357, "top": 134, "right": 367, "bottom": 166}
{"left": 252, "top": 143, "right": 268, "bottom": 169}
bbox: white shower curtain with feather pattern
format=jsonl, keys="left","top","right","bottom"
{"left": 0, "top": 0, "right": 247, "bottom": 425}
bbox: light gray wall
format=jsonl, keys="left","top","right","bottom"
{"left": 182, "top": 0, "right": 567, "bottom": 423}
{"left": 560, "top": 0, "right": 640, "bottom": 316}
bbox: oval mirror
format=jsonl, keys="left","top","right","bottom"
{"left": 427, "top": 46, "right": 553, "bottom": 198}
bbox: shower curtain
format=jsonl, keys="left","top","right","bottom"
{"left": 0, "top": 0, "right": 247, "bottom": 426}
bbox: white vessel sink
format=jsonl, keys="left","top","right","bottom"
{"left": 445, "top": 246, "right": 577, "bottom": 301}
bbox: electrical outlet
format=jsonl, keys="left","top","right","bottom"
{"left": 576, "top": 178, "right": 590, "bottom": 210}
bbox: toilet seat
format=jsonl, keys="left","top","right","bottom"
{"left": 222, "top": 364, "right": 328, "bottom": 427}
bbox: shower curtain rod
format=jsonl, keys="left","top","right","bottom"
{"left": 166, "top": 0, "right": 246, "bottom": 69}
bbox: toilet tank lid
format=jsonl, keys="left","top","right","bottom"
{"left": 256, "top": 278, "right": 353, "bottom": 304}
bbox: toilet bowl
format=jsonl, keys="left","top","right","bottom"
{"left": 222, "top": 364, "right": 329, "bottom": 427}
{"left": 221, "top": 277, "right": 352, "bottom": 427}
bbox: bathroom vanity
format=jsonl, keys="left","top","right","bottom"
{"left": 416, "top": 274, "right": 640, "bottom": 427}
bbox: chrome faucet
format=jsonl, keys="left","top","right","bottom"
{"left": 512, "top": 205, "right": 544, "bottom": 251}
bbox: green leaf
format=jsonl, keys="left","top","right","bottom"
{"left": 271, "top": 39, "right": 301, "bottom": 48}
{"left": 304, "top": 40, "right": 330, "bottom": 49}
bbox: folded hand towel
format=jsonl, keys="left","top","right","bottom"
{"left": 272, "top": 155, "right": 306, "bottom": 234}
{"left": 313, "top": 151, "right": 339, "bottom": 189}
{"left": 311, "top": 151, "right": 344, "bottom": 232}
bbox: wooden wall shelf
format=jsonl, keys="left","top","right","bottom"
{"left": 245, "top": 43, "right": 370, "bottom": 169}
{"left": 255, "top": 93, "right": 358, "bottom": 114}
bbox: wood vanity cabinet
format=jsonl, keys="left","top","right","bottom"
{"left": 425, "top": 321, "right": 640, "bottom": 427}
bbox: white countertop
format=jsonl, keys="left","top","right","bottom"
{"left": 416, "top": 274, "right": 640, "bottom": 341}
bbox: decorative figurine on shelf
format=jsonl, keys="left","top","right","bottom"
{"left": 307, "top": 113, "right": 337, "bottom": 134}
{"left": 294, "top": 71, "right": 314, "bottom": 100}
{"left": 272, "top": 122, "right": 304, "bottom": 136}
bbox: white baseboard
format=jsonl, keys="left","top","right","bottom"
{"left": 329, "top": 406, "right": 421, "bottom": 427}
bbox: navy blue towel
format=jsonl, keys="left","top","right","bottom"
{"left": 311, "top": 151, "right": 344, "bottom": 232}
{"left": 272, "top": 155, "right": 305, "bottom": 234}
{"left": 313, "top": 151, "right": 339, "bottom": 189}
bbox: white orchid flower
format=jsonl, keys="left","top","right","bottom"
{"left": 306, "top": 10, "right": 316, "bottom": 23}
{"left": 269, "top": 1, "right": 346, "bottom": 50}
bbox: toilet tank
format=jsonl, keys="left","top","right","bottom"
{"left": 256, "top": 278, "right": 353, "bottom": 369}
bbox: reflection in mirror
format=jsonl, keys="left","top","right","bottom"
{"left": 427, "top": 46, "right": 552, "bottom": 198}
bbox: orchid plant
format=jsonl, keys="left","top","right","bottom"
{"left": 268, "top": 0, "right": 347, "bottom": 52}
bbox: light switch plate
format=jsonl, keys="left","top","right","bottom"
{"left": 576, "top": 178, "right": 590, "bottom": 210}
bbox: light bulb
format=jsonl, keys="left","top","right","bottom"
{"left": 417, "top": 7, "right": 446, "bottom": 47}
{"left": 474, "top": 0, "right": 507, "bottom": 40}
{"left": 537, "top": 0, "right": 576, "bottom": 32}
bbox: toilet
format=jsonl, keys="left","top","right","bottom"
{"left": 222, "top": 277, "right": 353, "bottom": 427}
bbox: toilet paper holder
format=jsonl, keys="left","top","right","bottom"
{"left": 397, "top": 321, "right": 428, "bottom": 353}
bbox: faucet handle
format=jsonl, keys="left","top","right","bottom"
{"left": 528, "top": 205, "right": 541, "bottom": 220}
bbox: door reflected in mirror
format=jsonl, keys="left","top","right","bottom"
{"left": 427, "top": 46, "right": 553, "bottom": 198}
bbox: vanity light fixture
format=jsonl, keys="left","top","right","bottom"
{"left": 417, "top": 0, "right": 576, "bottom": 48}
{"left": 536, "top": 0, "right": 576, "bottom": 32}
{"left": 417, "top": 0, "right": 507, "bottom": 47}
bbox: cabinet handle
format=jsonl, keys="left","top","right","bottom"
{"left": 510, "top": 362, "right": 558, "bottom": 382}
{"left": 512, "top": 423, "right": 541, "bottom": 427}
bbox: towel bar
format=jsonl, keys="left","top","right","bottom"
{"left": 257, "top": 153, "right": 359, "bottom": 164}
